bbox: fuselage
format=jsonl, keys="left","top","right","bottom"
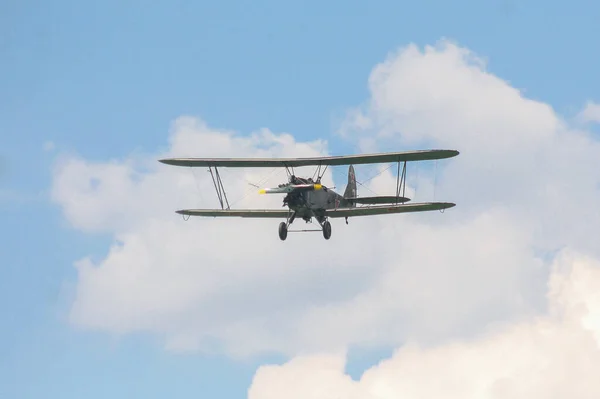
{"left": 282, "top": 176, "right": 350, "bottom": 222}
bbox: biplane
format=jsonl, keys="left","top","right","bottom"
{"left": 159, "top": 149, "right": 459, "bottom": 240}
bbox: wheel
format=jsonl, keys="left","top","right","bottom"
{"left": 278, "top": 222, "right": 288, "bottom": 241}
{"left": 322, "top": 221, "right": 331, "bottom": 240}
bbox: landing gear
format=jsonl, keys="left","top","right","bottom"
{"left": 277, "top": 213, "right": 332, "bottom": 241}
{"left": 278, "top": 222, "right": 288, "bottom": 241}
{"left": 316, "top": 216, "right": 332, "bottom": 240}
{"left": 279, "top": 211, "right": 296, "bottom": 241}
{"left": 322, "top": 221, "right": 331, "bottom": 240}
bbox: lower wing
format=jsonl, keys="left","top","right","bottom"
{"left": 345, "top": 195, "right": 411, "bottom": 205}
{"left": 175, "top": 202, "right": 454, "bottom": 218}
{"left": 325, "top": 202, "right": 455, "bottom": 218}
{"left": 176, "top": 209, "right": 291, "bottom": 218}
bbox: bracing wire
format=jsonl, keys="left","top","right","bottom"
{"left": 190, "top": 168, "right": 205, "bottom": 207}
{"left": 360, "top": 163, "right": 395, "bottom": 186}
{"left": 331, "top": 163, "right": 395, "bottom": 196}
{"left": 433, "top": 160, "right": 438, "bottom": 201}
{"left": 228, "top": 167, "right": 283, "bottom": 207}
{"left": 414, "top": 161, "right": 419, "bottom": 201}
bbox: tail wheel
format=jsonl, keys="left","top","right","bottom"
{"left": 322, "top": 221, "right": 332, "bottom": 240}
{"left": 278, "top": 222, "right": 288, "bottom": 241}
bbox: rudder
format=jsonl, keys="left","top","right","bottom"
{"left": 343, "top": 165, "right": 357, "bottom": 204}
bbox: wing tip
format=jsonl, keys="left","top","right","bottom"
{"left": 437, "top": 202, "right": 456, "bottom": 209}
{"left": 439, "top": 149, "right": 460, "bottom": 158}
{"left": 159, "top": 158, "right": 179, "bottom": 166}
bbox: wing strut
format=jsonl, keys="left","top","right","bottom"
{"left": 315, "top": 163, "right": 328, "bottom": 183}
{"left": 208, "top": 166, "right": 230, "bottom": 210}
{"left": 395, "top": 160, "right": 408, "bottom": 204}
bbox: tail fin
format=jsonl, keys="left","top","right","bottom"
{"left": 343, "top": 165, "right": 357, "bottom": 203}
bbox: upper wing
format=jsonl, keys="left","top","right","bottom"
{"left": 325, "top": 202, "right": 455, "bottom": 218}
{"left": 176, "top": 209, "right": 291, "bottom": 218}
{"left": 159, "top": 149, "right": 459, "bottom": 168}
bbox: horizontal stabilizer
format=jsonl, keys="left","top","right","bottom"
{"left": 346, "top": 196, "right": 411, "bottom": 205}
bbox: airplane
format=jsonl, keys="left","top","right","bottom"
{"left": 159, "top": 149, "right": 459, "bottom": 241}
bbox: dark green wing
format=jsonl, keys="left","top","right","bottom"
{"left": 176, "top": 202, "right": 454, "bottom": 218}
{"left": 159, "top": 149, "right": 459, "bottom": 168}
{"left": 325, "top": 202, "right": 455, "bottom": 218}
{"left": 346, "top": 196, "right": 411, "bottom": 205}
{"left": 175, "top": 209, "right": 291, "bottom": 218}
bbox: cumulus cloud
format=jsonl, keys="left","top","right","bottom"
{"left": 52, "top": 39, "right": 600, "bottom": 367}
{"left": 248, "top": 251, "right": 600, "bottom": 399}
{"left": 577, "top": 101, "right": 600, "bottom": 124}
{"left": 342, "top": 40, "right": 600, "bottom": 254}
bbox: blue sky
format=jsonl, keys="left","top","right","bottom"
{"left": 2, "top": 0, "right": 600, "bottom": 397}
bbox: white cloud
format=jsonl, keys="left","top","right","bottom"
{"left": 248, "top": 251, "right": 600, "bottom": 399}
{"left": 577, "top": 101, "right": 600, "bottom": 124}
{"left": 52, "top": 39, "right": 600, "bottom": 368}
{"left": 342, "top": 40, "right": 600, "bottom": 255}
{"left": 52, "top": 120, "right": 543, "bottom": 358}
